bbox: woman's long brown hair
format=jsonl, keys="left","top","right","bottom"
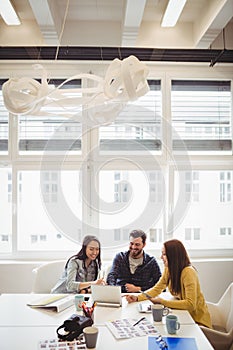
{"left": 164, "top": 239, "right": 191, "bottom": 295}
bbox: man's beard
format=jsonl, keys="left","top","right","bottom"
{"left": 129, "top": 248, "right": 143, "bottom": 258}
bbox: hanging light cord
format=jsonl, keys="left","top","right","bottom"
{"left": 55, "top": 0, "right": 70, "bottom": 60}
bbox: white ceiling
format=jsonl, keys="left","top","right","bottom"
{"left": 0, "top": 0, "right": 232, "bottom": 49}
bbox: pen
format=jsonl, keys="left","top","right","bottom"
{"left": 133, "top": 316, "right": 146, "bottom": 326}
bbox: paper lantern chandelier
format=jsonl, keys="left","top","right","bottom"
{"left": 2, "top": 55, "right": 149, "bottom": 125}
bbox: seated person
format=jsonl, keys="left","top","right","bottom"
{"left": 51, "top": 235, "right": 105, "bottom": 293}
{"left": 126, "top": 239, "right": 212, "bottom": 328}
{"left": 106, "top": 229, "right": 161, "bottom": 293}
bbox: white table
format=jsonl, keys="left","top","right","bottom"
{"left": 94, "top": 299, "right": 195, "bottom": 325}
{"left": 0, "top": 294, "right": 213, "bottom": 350}
{"left": 0, "top": 293, "right": 194, "bottom": 326}
{"left": 0, "top": 324, "right": 213, "bottom": 350}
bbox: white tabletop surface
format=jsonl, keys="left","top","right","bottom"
{"left": 0, "top": 293, "right": 213, "bottom": 350}
{"left": 0, "top": 293, "right": 194, "bottom": 327}
{"left": 0, "top": 324, "right": 214, "bottom": 350}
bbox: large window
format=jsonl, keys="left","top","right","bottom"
{"left": 171, "top": 80, "right": 231, "bottom": 154}
{"left": 99, "top": 80, "right": 161, "bottom": 153}
{"left": 0, "top": 71, "right": 232, "bottom": 259}
{"left": 0, "top": 87, "right": 8, "bottom": 154}
{"left": 173, "top": 170, "right": 233, "bottom": 250}
{"left": 0, "top": 168, "right": 12, "bottom": 253}
{"left": 17, "top": 170, "right": 82, "bottom": 251}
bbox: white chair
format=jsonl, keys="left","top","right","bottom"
{"left": 103, "top": 264, "right": 112, "bottom": 280}
{"left": 200, "top": 282, "right": 233, "bottom": 350}
{"left": 31, "top": 260, "right": 65, "bottom": 293}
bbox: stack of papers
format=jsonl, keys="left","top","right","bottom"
{"left": 27, "top": 294, "right": 74, "bottom": 312}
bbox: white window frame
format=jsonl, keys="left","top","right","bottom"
{"left": 0, "top": 61, "right": 232, "bottom": 260}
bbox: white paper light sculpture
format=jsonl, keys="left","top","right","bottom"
{"left": 2, "top": 55, "right": 149, "bottom": 125}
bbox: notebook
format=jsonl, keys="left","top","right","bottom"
{"left": 27, "top": 294, "right": 74, "bottom": 312}
{"left": 91, "top": 285, "right": 122, "bottom": 307}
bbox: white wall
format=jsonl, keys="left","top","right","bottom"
{"left": 0, "top": 259, "right": 232, "bottom": 303}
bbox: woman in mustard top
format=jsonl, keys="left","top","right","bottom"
{"left": 126, "top": 239, "right": 212, "bottom": 328}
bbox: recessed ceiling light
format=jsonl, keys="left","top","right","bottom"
{"left": 0, "top": 0, "right": 21, "bottom": 25}
{"left": 161, "top": 0, "right": 187, "bottom": 27}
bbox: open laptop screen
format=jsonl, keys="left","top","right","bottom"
{"left": 91, "top": 285, "right": 122, "bottom": 307}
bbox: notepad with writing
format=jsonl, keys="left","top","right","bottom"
{"left": 27, "top": 294, "right": 74, "bottom": 312}
{"left": 148, "top": 336, "right": 198, "bottom": 350}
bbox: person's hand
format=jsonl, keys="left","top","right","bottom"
{"left": 125, "top": 295, "right": 138, "bottom": 303}
{"left": 125, "top": 283, "right": 140, "bottom": 293}
{"left": 95, "top": 278, "right": 106, "bottom": 285}
{"left": 150, "top": 297, "right": 162, "bottom": 304}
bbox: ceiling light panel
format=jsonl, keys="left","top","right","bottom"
{"left": 161, "top": 0, "right": 187, "bottom": 27}
{"left": 0, "top": 0, "right": 21, "bottom": 25}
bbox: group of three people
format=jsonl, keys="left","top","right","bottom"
{"left": 51, "top": 229, "right": 211, "bottom": 329}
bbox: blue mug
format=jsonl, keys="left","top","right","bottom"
{"left": 166, "top": 314, "right": 180, "bottom": 334}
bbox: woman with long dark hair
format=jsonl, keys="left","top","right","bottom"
{"left": 126, "top": 239, "right": 211, "bottom": 328}
{"left": 51, "top": 235, "right": 105, "bottom": 293}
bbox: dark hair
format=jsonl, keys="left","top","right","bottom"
{"left": 129, "top": 229, "right": 147, "bottom": 244}
{"left": 65, "top": 235, "right": 102, "bottom": 274}
{"left": 164, "top": 239, "right": 191, "bottom": 295}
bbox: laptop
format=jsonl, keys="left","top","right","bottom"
{"left": 91, "top": 285, "right": 122, "bottom": 307}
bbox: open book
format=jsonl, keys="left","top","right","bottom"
{"left": 27, "top": 294, "right": 74, "bottom": 312}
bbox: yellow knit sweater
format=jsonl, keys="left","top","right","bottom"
{"left": 137, "top": 266, "right": 212, "bottom": 328}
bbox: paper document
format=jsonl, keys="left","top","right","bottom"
{"left": 27, "top": 294, "right": 74, "bottom": 312}
{"left": 106, "top": 318, "right": 158, "bottom": 339}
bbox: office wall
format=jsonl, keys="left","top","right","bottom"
{"left": 0, "top": 259, "right": 232, "bottom": 302}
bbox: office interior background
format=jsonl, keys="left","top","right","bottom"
{"left": 0, "top": 0, "right": 233, "bottom": 301}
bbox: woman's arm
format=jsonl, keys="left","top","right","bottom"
{"left": 126, "top": 269, "right": 168, "bottom": 303}
{"left": 137, "top": 269, "right": 168, "bottom": 302}
{"left": 66, "top": 259, "right": 105, "bottom": 293}
{"left": 158, "top": 267, "right": 198, "bottom": 312}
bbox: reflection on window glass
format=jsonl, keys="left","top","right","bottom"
{"left": 0, "top": 89, "right": 8, "bottom": 155}
{"left": 174, "top": 170, "right": 233, "bottom": 249}
{"left": 0, "top": 168, "right": 12, "bottom": 252}
{"left": 99, "top": 80, "right": 162, "bottom": 153}
{"left": 18, "top": 80, "right": 82, "bottom": 155}
{"left": 220, "top": 227, "right": 231, "bottom": 236}
{"left": 220, "top": 171, "right": 231, "bottom": 202}
{"left": 149, "top": 228, "right": 162, "bottom": 243}
{"left": 17, "top": 170, "right": 82, "bottom": 251}
{"left": 99, "top": 170, "right": 164, "bottom": 247}
{"left": 171, "top": 80, "right": 231, "bottom": 154}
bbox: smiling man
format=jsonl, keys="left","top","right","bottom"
{"left": 106, "top": 229, "right": 161, "bottom": 293}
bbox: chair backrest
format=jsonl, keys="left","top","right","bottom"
{"left": 218, "top": 282, "right": 233, "bottom": 332}
{"left": 31, "top": 260, "right": 65, "bottom": 293}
